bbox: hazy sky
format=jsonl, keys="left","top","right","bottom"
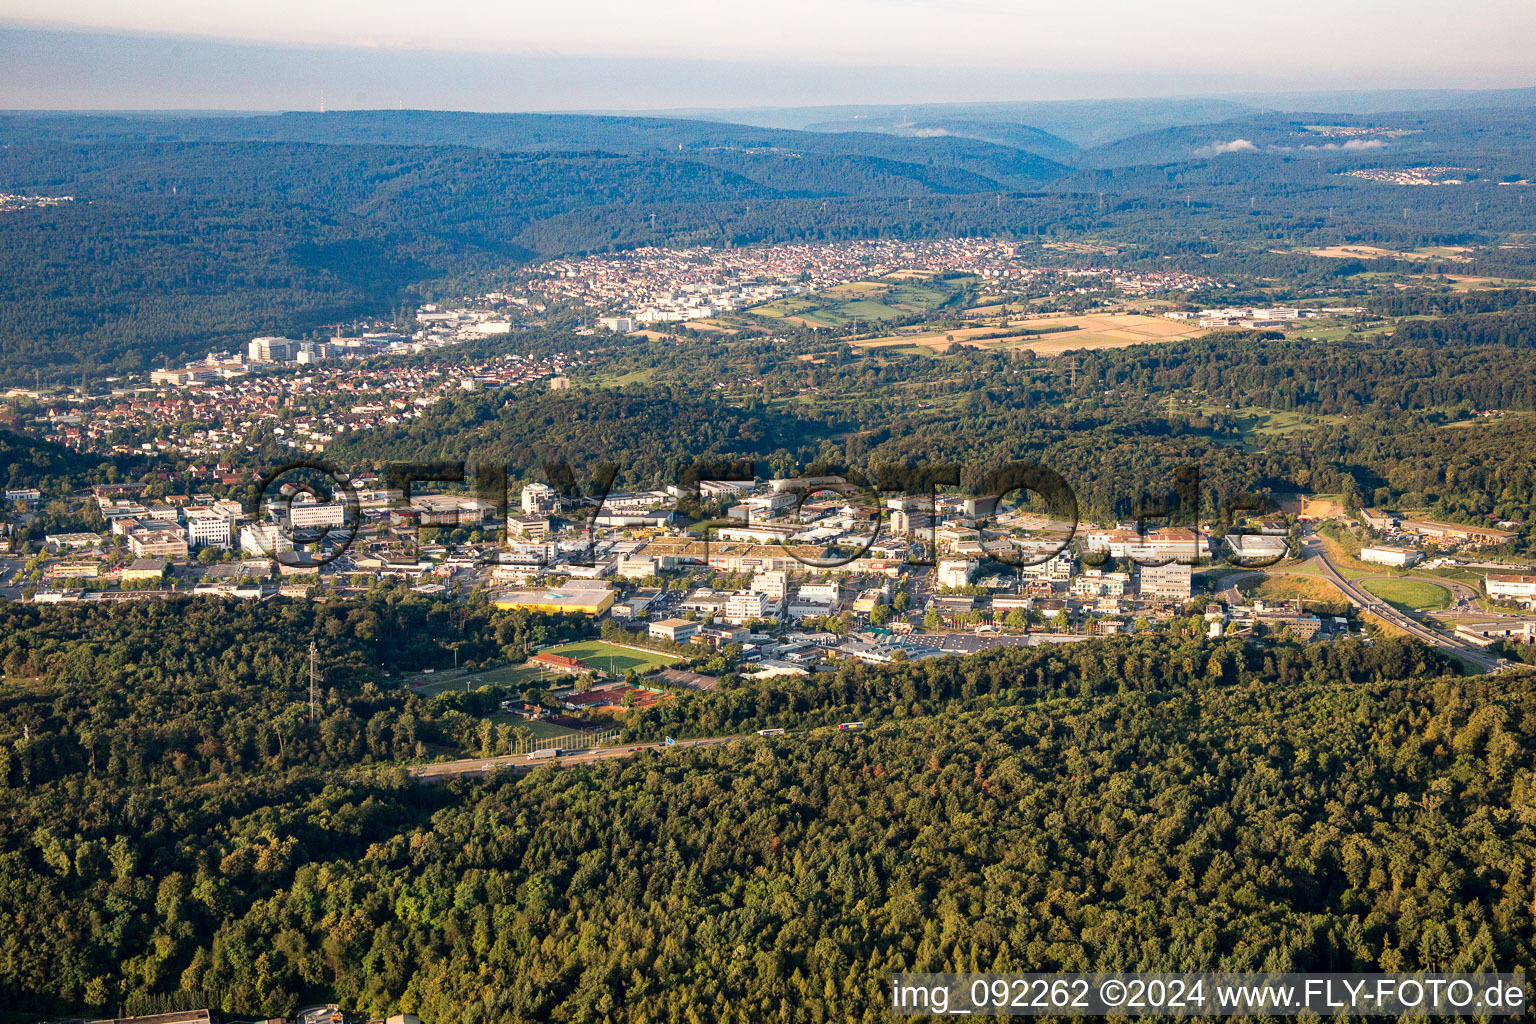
{"left": 3, "top": 0, "right": 1535, "bottom": 110}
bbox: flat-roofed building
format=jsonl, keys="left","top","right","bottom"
{"left": 183, "top": 507, "right": 234, "bottom": 548}
{"left": 241, "top": 523, "right": 294, "bottom": 558}
{"left": 1486, "top": 574, "right": 1536, "bottom": 604}
{"left": 492, "top": 587, "right": 616, "bottom": 615}
{"left": 508, "top": 515, "right": 551, "bottom": 539}
{"left": 288, "top": 502, "right": 348, "bottom": 530}
{"left": 46, "top": 561, "right": 101, "bottom": 580}
{"left": 1360, "top": 545, "right": 1422, "bottom": 568}
{"left": 752, "top": 570, "right": 788, "bottom": 601}
{"left": 129, "top": 527, "right": 188, "bottom": 560}
{"left": 1223, "top": 534, "right": 1289, "bottom": 564}
{"left": 1400, "top": 518, "right": 1517, "bottom": 546}
{"left": 725, "top": 590, "right": 774, "bottom": 624}
{"left": 1456, "top": 619, "right": 1536, "bottom": 645}
{"left": 616, "top": 556, "right": 658, "bottom": 579}
{"left": 937, "top": 558, "right": 975, "bottom": 590}
{"left": 45, "top": 532, "right": 103, "bottom": 550}
{"left": 121, "top": 558, "right": 168, "bottom": 583}
{"left": 852, "top": 588, "right": 887, "bottom": 614}
{"left": 1138, "top": 562, "right": 1192, "bottom": 603}
{"left": 520, "top": 481, "right": 558, "bottom": 514}
{"left": 649, "top": 617, "right": 700, "bottom": 643}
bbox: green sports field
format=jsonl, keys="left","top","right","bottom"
{"left": 542, "top": 640, "right": 683, "bottom": 674}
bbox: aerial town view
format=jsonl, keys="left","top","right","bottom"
{"left": 2, "top": 2, "right": 1536, "bottom": 1023}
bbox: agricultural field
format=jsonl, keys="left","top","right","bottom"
{"left": 542, "top": 639, "right": 684, "bottom": 674}
{"left": 1304, "top": 244, "right": 1473, "bottom": 262}
{"left": 1360, "top": 578, "right": 1453, "bottom": 612}
{"left": 853, "top": 311, "right": 1206, "bottom": 354}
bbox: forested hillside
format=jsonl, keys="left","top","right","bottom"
{"left": 323, "top": 325, "right": 1536, "bottom": 532}
{"left": 0, "top": 595, "right": 1531, "bottom": 1020}
{"left": 5, "top": 106, "right": 1536, "bottom": 382}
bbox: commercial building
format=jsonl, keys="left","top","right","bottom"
{"left": 241, "top": 523, "right": 294, "bottom": 558}
{"left": 128, "top": 527, "right": 189, "bottom": 560}
{"left": 1223, "top": 534, "right": 1289, "bottom": 564}
{"left": 937, "top": 558, "right": 975, "bottom": 590}
{"left": 649, "top": 618, "right": 700, "bottom": 643}
{"left": 725, "top": 590, "right": 775, "bottom": 624}
{"left": 851, "top": 588, "right": 887, "bottom": 614}
{"left": 1138, "top": 562, "right": 1192, "bottom": 603}
{"left": 288, "top": 502, "right": 348, "bottom": 530}
{"left": 616, "top": 556, "right": 658, "bottom": 579}
{"left": 492, "top": 588, "right": 616, "bottom": 615}
{"left": 182, "top": 507, "right": 234, "bottom": 548}
{"left": 1360, "top": 545, "right": 1422, "bottom": 568}
{"left": 1486, "top": 574, "right": 1536, "bottom": 604}
{"left": 121, "top": 558, "right": 168, "bottom": 583}
{"left": 45, "top": 533, "right": 103, "bottom": 551}
{"left": 1400, "top": 518, "right": 1518, "bottom": 546}
{"left": 751, "top": 571, "right": 789, "bottom": 601}
{"left": 246, "top": 336, "right": 302, "bottom": 363}
{"left": 1019, "top": 549, "right": 1074, "bottom": 586}
{"left": 1455, "top": 619, "right": 1536, "bottom": 645}
{"left": 520, "top": 482, "right": 559, "bottom": 515}
{"left": 46, "top": 561, "right": 102, "bottom": 580}
{"left": 1071, "top": 569, "right": 1129, "bottom": 598}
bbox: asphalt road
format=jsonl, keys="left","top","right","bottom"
{"left": 1208, "top": 538, "right": 1503, "bottom": 672}
{"left": 1300, "top": 537, "right": 1502, "bottom": 672}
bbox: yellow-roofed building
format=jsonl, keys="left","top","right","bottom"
{"left": 493, "top": 588, "right": 616, "bottom": 615}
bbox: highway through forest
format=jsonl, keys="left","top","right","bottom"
{"left": 1304, "top": 541, "right": 1503, "bottom": 671}
{"left": 1220, "top": 531, "right": 1503, "bottom": 672}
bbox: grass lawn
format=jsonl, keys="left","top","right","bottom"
{"left": 1241, "top": 574, "right": 1349, "bottom": 613}
{"left": 543, "top": 640, "right": 683, "bottom": 674}
{"left": 413, "top": 663, "right": 563, "bottom": 695}
{"left": 1361, "top": 578, "right": 1452, "bottom": 612}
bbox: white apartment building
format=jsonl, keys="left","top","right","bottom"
{"left": 1019, "top": 549, "right": 1075, "bottom": 585}
{"left": 241, "top": 523, "right": 294, "bottom": 558}
{"left": 751, "top": 571, "right": 789, "bottom": 601}
{"left": 937, "top": 558, "right": 975, "bottom": 590}
{"left": 725, "top": 590, "right": 775, "bottom": 624}
{"left": 520, "top": 482, "right": 559, "bottom": 515}
{"left": 288, "top": 502, "right": 348, "bottom": 530}
{"left": 183, "top": 507, "right": 233, "bottom": 548}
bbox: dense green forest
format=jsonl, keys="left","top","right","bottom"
{"left": 1, "top": 595, "right": 1533, "bottom": 1020}
{"left": 322, "top": 319, "right": 1536, "bottom": 537}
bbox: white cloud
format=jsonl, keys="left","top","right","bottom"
{"left": 1196, "top": 138, "right": 1259, "bottom": 156}
{"left": 1298, "top": 138, "right": 1389, "bottom": 151}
